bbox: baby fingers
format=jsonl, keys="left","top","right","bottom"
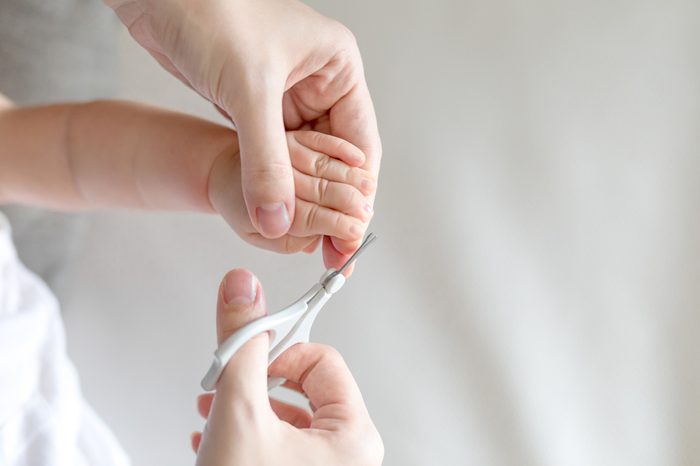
{"left": 294, "top": 169, "right": 373, "bottom": 222}
{"left": 290, "top": 130, "right": 365, "bottom": 167}
{"left": 289, "top": 199, "right": 365, "bottom": 242}
{"left": 286, "top": 130, "right": 376, "bottom": 251}
{"left": 289, "top": 136, "right": 377, "bottom": 197}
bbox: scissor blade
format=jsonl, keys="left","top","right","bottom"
{"left": 335, "top": 232, "right": 378, "bottom": 276}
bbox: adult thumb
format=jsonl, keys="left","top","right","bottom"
{"left": 235, "top": 94, "right": 295, "bottom": 239}
{"left": 195, "top": 269, "right": 271, "bottom": 465}
{"left": 214, "top": 269, "right": 270, "bottom": 404}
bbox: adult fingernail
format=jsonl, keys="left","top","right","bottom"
{"left": 222, "top": 271, "right": 257, "bottom": 305}
{"left": 256, "top": 202, "right": 290, "bottom": 238}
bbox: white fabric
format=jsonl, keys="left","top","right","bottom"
{"left": 73, "top": 4, "right": 700, "bottom": 464}
{"left": 0, "top": 214, "right": 129, "bottom": 466}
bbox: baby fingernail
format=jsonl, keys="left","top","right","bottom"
{"left": 350, "top": 223, "right": 363, "bottom": 238}
{"left": 223, "top": 271, "right": 257, "bottom": 305}
{"left": 361, "top": 179, "right": 375, "bottom": 193}
{"left": 256, "top": 202, "right": 290, "bottom": 238}
{"left": 364, "top": 202, "right": 374, "bottom": 215}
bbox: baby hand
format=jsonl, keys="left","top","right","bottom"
{"left": 208, "top": 131, "right": 376, "bottom": 266}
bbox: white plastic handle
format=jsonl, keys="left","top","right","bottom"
{"left": 200, "top": 298, "right": 310, "bottom": 391}
{"left": 200, "top": 272, "right": 346, "bottom": 392}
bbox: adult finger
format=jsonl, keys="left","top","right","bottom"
{"left": 329, "top": 81, "right": 382, "bottom": 177}
{"left": 235, "top": 91, "right": 295, "bottom": 239}
{"left": 268, "top": 343, "right": 368, "bottom": 429}
{"left": 214, "top": 269, "right": 270, "bottom": 403}
{"left": 196, "top": 270, "right": 273, "bottom": 462}
{"left": 269, "top": 398, "right": 312, "bottom": 428}
{"left": 193, "top": 269, "right": 274, "bottom": 465}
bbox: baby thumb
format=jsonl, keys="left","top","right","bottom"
{"left": 214, "top": 269, "right": 270, "bottom": 405}
{"left": 235, "top": 95, "right": 295, "bottom": 239}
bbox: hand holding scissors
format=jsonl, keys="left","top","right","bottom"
{"left": 193, "top": 237, "right": 384, "bottom": 465}
{"left": 201, "top": 233, "right": 378, "bottom": 391}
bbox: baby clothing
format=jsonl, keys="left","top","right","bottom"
{"left": 0, "top": 213, "right": 129, "bottom": 465}
{"left": 0, "top": 0, "right": 118, "bottom": 293}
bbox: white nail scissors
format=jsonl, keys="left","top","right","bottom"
{"left": 201, "top": 233, "right": 378, "bottom": 391}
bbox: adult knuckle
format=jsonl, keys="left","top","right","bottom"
{"left": 247, "top": 160, "right": 291, "bottom": 179}
{"left": 246, "top": 161, "right": 293, "bottom": 187}
{"left": 318, "top": 344, "right": 344, "bottom": 364}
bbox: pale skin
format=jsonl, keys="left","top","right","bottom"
{"left": 0, "top": 96, "right": 383, "bottom": 463}
{"left": 0, "top": 96, "right": 375, "bottom": 264}
{"left": 104, "top": 0, "right": 382, "bottom": 253}
{"left": 6, "top": 0, "right": 384, "bottom": 460}
{"left": 192, "top": 268, "right": 384, "bottom": 466}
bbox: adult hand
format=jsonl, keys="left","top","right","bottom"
{"left": 192, "top": 269, "right": 383, "bottom": 465}
{"left": 105, "top": 0, "right": 381, "bottom": 262}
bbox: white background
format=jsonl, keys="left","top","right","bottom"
{"left": 62, "top": 1, "right": 700, "bottom": 465}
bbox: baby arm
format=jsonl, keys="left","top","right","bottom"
{"left": 0, "top": 98, "right": 229, "bottom": 211}
{"left": 0, "top": 97, "right": 375, "bottom": 259}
